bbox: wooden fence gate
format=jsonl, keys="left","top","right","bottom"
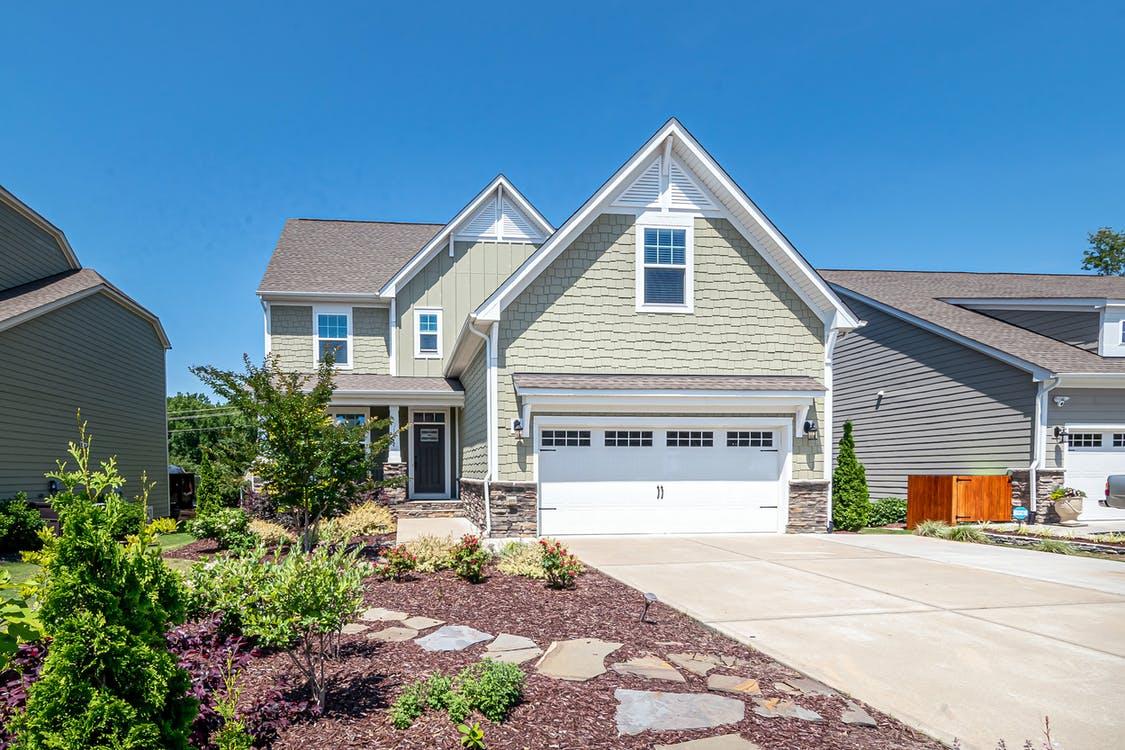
{"left": 906, "top": 474, "right": 1013, "bottom": 528}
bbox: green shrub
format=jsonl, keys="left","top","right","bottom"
{"left": 832, "top": 421, "right": 870, "bottom": 531}
{"left": 539, "top": 539, "right": 583, "bottom": 589}
{"left": 147, "top": 516, "right": 179, "bottom": 536}
{"left": 1034, "top": 538, "right": 1076, "bottom": 555}
{"left": 390, "top": 680, "right": 427, "bottom": 729}
{"left": 496, "top": 541, "right": 545, "bottom": 579}
{"left": 211, "top": 661, "right": 254, "bottom": 750}
{"left": 913, "top": 520, "right": 951, "bottom": 538}
{"left": 868, "top": 497, "right": 907, "bottom": 527}
{"left": 404, "top": 534, "right": 456, "bottom": 572}
{"left": 105, "top": 493, "right": 148, "bottom": 541}
{"left": 450, "top": 535, "right": 490, "bottom": 583}
{"left": 374, "top": 545, "right": 417, "bottom": 581}
{"left": 455, "top": 660, "right": 524, "bottom": 722}
{"left": 457, "top": 722, "right": 486, "bottom": 749}
{"left": 0, "top": 494, "right": 44, "bottom": 554}
{"left": 185, "top": 547, "right": 273, "bottom": 632}
{"left": 947, "top": 524, "right": 988, "bottom": 543}
{"left": 0, "top": 569, "right": 43, "bottom": 672}
{"left": 187, "top": 507, "right": 257, "bottom": 550}
{"left": 9, "top": 420, "right": 195, "bottom": 749}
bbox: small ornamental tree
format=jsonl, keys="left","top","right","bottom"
{"left": 10, "top": 420, "right": 196, "bottom": 749}
{"left": 191, "top": 355, "right": 400, "bottom": 550}
{"left": 832, "top": 421, "right": 870, "bottom": 531}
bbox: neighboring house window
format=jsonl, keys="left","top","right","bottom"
{"left": 666, "top": 430, "right": 714, "bottom": 447}
{"left": 1068, "top": 432, "right": 1102, "bottom": 448}
{"left": 415, "top": 308, "right": 442, "bottom": 358}
{"left": 635, "top": 219, "right": 694, "bottom": 312}
{"left": 315, "top": 308, "right": 350, "bottom": 366}
{"left": 605, "top": 430, "right": 653, "bottom": 447}
{"left": 541, "top": 430, "right": 591, "bottom": 447}
{"left": 727, "top": 431, "right": 774, "bottom": 447}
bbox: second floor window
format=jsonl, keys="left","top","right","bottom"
{"left": 316, "top": 311, "right": 349, "bottom": 365}
{"left": 636, "top": 221, "right": 693, "bottom": 312}
{"left": 415, "top": 308, "right": 442, "bottom": 358}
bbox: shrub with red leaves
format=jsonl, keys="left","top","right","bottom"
{"left": 0, "top": 642, "right": 46, "bottom": 749}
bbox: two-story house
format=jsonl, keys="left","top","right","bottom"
{"left": 823, "top": 270, "right": 1125, "bottom": 523}
{"left": 0, "top": 185, "right": 171, "bottom": 515}
{"left": 258, "top": 119, "right": 861, "bottom": 537}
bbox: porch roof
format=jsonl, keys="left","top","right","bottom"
{"left": 329, "top": 373, "right": 464, "bottom": 407}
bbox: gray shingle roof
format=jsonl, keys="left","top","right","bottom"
{"left": 512, "top": 373, "right": 825, "bottom": 392}
{"left": 331, "top": 373, "right": 463, "bottom": 393}
{"left": 821, "top": 270, "right": 1125, "bottom": 374}
{"left": 0, "top": 268, "right": 106, "bottom": 324}
{"left": 258, "top": 219, "right": 444, "bottom": 295}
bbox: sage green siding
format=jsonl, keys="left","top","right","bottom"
{"left": 496, "top": 214, "right": 826, "bottom": 481}
{"left": 396, "top": 240, "right": 537, "bottom": 376}
{"left": 0, "top": 293, "right": 169, "bottom": 515}
{"left": 458, "top": 346, "right": 488, "bottom": 479}
{"left": 0, "top": 201, "right": 74, "bottom": 290}
{"left": 269, "top": 304, "right": 389, "bottom": 374}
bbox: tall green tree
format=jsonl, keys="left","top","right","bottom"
{"left": 11, "top": 421, "right": 195, "bottom": 749}
{"left": 832, "top": 421, "right": 870, "bottom": 531}
{"left": 1081, "top": 227, "right": 1125, "bottom": 276}
{"left": 167, "top": 392, "right": 255, "bottom": 508}
{"left": 191, "top": 355, "right": 396, "bottom": 550}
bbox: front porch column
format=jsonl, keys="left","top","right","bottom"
{"left": 387, "top": 406, "right": 402, "bottom": 463}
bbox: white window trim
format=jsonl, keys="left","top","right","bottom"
{"left": 634, "top": 212, "right": 694, "bottom": 313}
{"left": 408, "top": 407, "right": 451, "bottom": 499}
{"left": 414, "top": 307, "right": 443, "bottom": 359}
{"left": 313, "top": 305, "right": 353, "bottom": 369}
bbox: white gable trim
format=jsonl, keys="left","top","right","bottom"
{"left": 473, "top": 119, "right": 860, "bottom": 331}
{"left": 378, "top": 176, "right": 552, "bottom": 298}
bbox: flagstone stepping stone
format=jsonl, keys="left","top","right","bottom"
{"left": 774, "top": 682, "right": 801, "bottom": 695}
{"left": 612, "top": 655, "right": 685, "bottom": 682}
{"left": 536, "top": 638, "right": 623, "bottom": 682}
{"left": 340, "top": 623, "right": 369, "bottom": 635}
{"left": 841, "top": 702, "right": 877, "bottom": 727}
{"left": 668, "top": 653, "right": 719, "bottom": 676}
{"left": 367, "top": 626, "right": 418, "bottom": 642}
{"left": 706, "top": 674, "right": 761, "bottom": 695}
{"left": 784, "top": 677, "right": 837, "bottom": 697}
{"left": 401, "top": 616, "right": 444, "bottom": 630}
{"left": 483, "top": 633, "right": 543, "bottom": 664}
{"left": 751, "top": 697, "right": 822, "bottom": 722}
{"left": 360, "top": 607, "right": 408, "bottom": 622}
{"left": 655, "top": 734, "right": 763, "bottom": 750}
{"left": 415, "top": 625, "right": 492, "bottom": 652}
{"left": 615, "top": 688, "right": 745, "bottom": 736}
{"left": 488, "top": 633, "right": 538, "bottom": 652}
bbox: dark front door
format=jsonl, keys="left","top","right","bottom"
{"left": 412, "top": 422, "right": 446, "bottom": 495}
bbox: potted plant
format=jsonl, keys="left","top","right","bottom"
{"left": 1049, "top": 486, "right": 1086, "bottom": 525}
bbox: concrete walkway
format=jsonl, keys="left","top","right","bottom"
{"left": 395, "top": 516, "right": 476, "bottom": 544}
{"left": 566, "top": 533, "right": 1125, "bottom": 750}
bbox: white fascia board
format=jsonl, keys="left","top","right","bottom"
{"left": 475, "top": 119, "right": 861, "bottom": 330}
{"left": 1054, "top": 373, "right": 1125, "bottom": 389}
{"left": 257, "top": 291, "right": 387, "bottom": 305}
{"left": 330, "top": 391, "right": 465, "bottom": 407}
{"left": 378, "top": 176, "right": 553, "bottom": 298}
{"left": 0, "top": 185, "right": 80, "bottom": 270}
{"left": 442, "top": 315, "right": 489, "bottom": 378}
{"left": 832, "top": 285, "right": 1055, "bottom": 382}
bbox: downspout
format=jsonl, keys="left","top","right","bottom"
{"left": 467, "top": 322, "right": 493, "bottom": 536}
{"left": 1029, "top": 377, "right": 1060, "bottom": 516}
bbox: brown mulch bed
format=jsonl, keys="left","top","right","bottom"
{"left": 235, "top": 565, "right": 943, "bottom": 750}
{"left": 163, "top": 538, "right": 222, "bottom": 560}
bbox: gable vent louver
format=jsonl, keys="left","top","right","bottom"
{"left": 460, "top": 195, "right": 500, "bottom": 237}
{"left": 614, "top": 159, "right": 662, "bottom": 207}
{"left": 499, "top": 197, "right": 538, "bottom": 241}
{"left": 668, "top": 160, "right": 715, "bottom": 210}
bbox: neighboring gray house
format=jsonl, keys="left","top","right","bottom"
{"left": 822, "top": 270, "right": 1125, "bottom": 522}
{"left": 0, "top": 186, "right": 172, "bottom": 516}
{"left": 259, "top": 119, "right": 861, "bottom": 537}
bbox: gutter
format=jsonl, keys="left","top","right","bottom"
{"left": 466, "top": 321, "right": 493, "bottom": 536}
{"left": 1029, "top": 377, "right": 1060, "bottom": 514}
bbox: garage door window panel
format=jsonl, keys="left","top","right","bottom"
{"left": 1069, "top": 433, "right": 1102, "bottom": 448}
{"left": 605, "top": 430, "right": 653, "bottom": 447}
{"left": 727, "top": 430, "right": 774, "bottom": 447}
{"left": 542, "top": 430, "right": 590, "bottom": 448}
{"left": 666, "top": 430, "right": 713, "bottom": 447}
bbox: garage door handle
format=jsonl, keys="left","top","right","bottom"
{"left": 656, "top": 485, "right": 664, "bottom": 499}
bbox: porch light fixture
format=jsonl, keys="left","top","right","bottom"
{"left": 1053, "top": 395, "right": 1070, "bottom": 407}
{"left": 510, "top": 417, "right": 524, "bottom": 436}
{"left": 803, "top": 420, "right": 818, "bottom": 436}
{"left": 1053, "top": 426, "right": 1068, "bottom": 443}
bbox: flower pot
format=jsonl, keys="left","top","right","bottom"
{"left": 1053, "top": 496, "right": 1083, "bottom": 525}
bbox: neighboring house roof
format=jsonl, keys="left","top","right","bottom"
{"left": 0, "top": 268, "right": 171, "bottom": 348}
{"left": 472, "top": 118, "right": 861, "bottom": 331}
{"left": 258, "top": 219, "right": 444, "bottom": 296}
{"left": 512, "top": 373, "right": 825, "bottom": 392}
{"left": 0, "top": 185, "right": 80, "bottom": 271}
{"left": 331, "top": 372, "right": 463, "bottom": 393}
{"left": 821, "top": 270, "right": 1125, "bottom": 376}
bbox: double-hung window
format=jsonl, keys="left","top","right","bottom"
{"left": 415, "top": 308, "right": 442, "bottom": 358}
{"left": 636, "top": 217, "right": 693, "bottom": 312}
{"left": 314, "top": 308, "right": 350, "bottom": 367}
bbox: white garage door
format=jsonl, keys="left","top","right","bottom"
{"left": 1066, "top": 429, "right": 1125, "bottom": 521}
{"left": 538, "top": 422, "right": 787, "bottom": 535}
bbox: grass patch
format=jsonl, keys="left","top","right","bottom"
{"left": 859, "top": 527, "right": 910, "bottom": 535}
{"left": 156, "top": 532, "right": 196, "bottom": 551}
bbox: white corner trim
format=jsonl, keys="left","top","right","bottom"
{"left": 832, "top": 285, "right": 1055, "bottom": 381}
{"left": 413, "top": 306, "right": 443, "bottom": 359}
{"left": 262, "top": 299, "right": 272, "bottom": 357}
{"left": 388, "top": 298, "right": 397, "bottom": 376}
{"left": 466, "top": 323, "right": 499, "bottom": 480}
{"left": 0, "top": 185, "right": 80, "bottom": 270}
{"left": 311, "top": 304, "right": 353, "bottom": 370}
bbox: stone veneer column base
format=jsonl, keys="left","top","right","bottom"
{"left": 1009, "top": 468, "right": 1066, "bottom": 524}
{"left": 459, "top": 479, "right": 487, "bottom": 530}
{"left": 379, "top": 463, "right": 408, "bottom": 508}
{"left": 787, "top": 480, "right": 829, "bottom": 534}
{"left": 485, "top": 481, "right": 537, "bottom": 538}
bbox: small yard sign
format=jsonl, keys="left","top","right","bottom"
{"left": 1011, "top": 506, "right": 1029, "bottom": 522}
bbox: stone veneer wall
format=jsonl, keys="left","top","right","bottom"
{"left": 487, "top": 481, "right": 537, "bottom": 537}
{"left": 1009, "top": 468, "right": 1066, "bottom": 524}
{"left": 787, "top": 480, "right": 829, "bottom": 533}
{"left": 379, "top": 463, "right": 408, "bottom": 507}
{"left": 459, "top": 479, "right": 487, "bottom": 530}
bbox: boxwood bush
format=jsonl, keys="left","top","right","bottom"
{"left": 868, "top": 497, "right": 907, "bottom": 527}
{"left": 0, "top": 494, "right": 44, "bottom": 554}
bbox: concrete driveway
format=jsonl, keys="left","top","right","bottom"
{"left": 565, "top": 533, "right": 1125, "bottom": 750}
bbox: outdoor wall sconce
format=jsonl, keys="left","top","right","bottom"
{"left": 803, "top": 420, "right": 818, "bottom": 436}
{"left": 1053, "top": 395, "right": 1070, "bottom": 407}
{"left": 1053, "top": 426, "right": 1068, "bottom": 443}
{"left": 509, "top": 417, "right": 524, "bottom": 437}
{"left": 46, "top": 478, "right": 59, "bottom": 495}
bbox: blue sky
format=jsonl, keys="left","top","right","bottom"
{"left": 2, "top": 1, "right": 1122, "bottom": 394}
